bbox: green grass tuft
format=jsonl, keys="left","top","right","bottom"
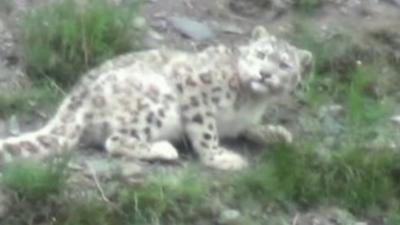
{"left": 57, "top": 198, "right": 114, "bottom": 225}
{"left": 119, "top": 170, "right": 210, "bottom": 224}
{"left": 388, "top": 211, "right": 400, "bottom": 225}
{"left": 0, "top": 82, "right": 62, "bottom": 116}
{"left": 18, "top": 0, "right": 144, "bottom": 88}
{"left": 343, "top": 67, "right": 390, "bottom": 131}
{"left": 1, "top": 155, "right": 69, "bottom": 201}
{"left": 232, "top": 143, "right": 400, "bottom": 213}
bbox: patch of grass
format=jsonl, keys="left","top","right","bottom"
{"left": 232, "top": 142, "right": 400, "bottom": 213}
{"left": 388, "top": 211, "right": 400, "bottom": 225}
{"left": 255, "top": 62, "right": 398, "bottom": 213}
{"left": 230, "top": 143, "right": 323, "bottom": 207}
{"left": 18, "top": 0, "right": 144, "bottom": 88}
{"left": 0, "top": 155, "right": 71, "bottom": 225}
{"left": 1, "top": 155, "right": 69, "bottom": 201}
{"left": 289, "top": 23, "right": 355, "bottom": 108}
{"left": 290, "top": 21, "right": 381, "bottom": 76}
{"left": 0, "top": 82, "right": 62, "bottom": 116}
{"left": 56, "top": 198, "right": 115, "bottom": 225}
{"left": 291, "top": 23, "right": 390, "bottom": 112}
{"left": 119, "top": 170, "right": 211, "bottom": 224}
{"left": 370, "top": 29, "right": 400, "bottom": 73}
{"left": 343, "top": 67, "right": 390, "bottom": 129}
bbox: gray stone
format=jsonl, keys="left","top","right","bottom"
{"left": 296, "top": 207, "right": 366, "bottom": 225}
{"left": 132, "top": 16, "right": 147, "bottom": 29}
{"left": 391, "top": 115, "right": 400, "bottom": 126}
{"left": 168, "top": 16, "right": 215, "bottom": 41}
{"left": 0, "top": 63, "right": 30, "bottom": 92}
{"left": 120, "top": 161, "right": 143, "bottom": 177}
{"left": 8, "top": 115, "right": 20, "bottom": 136}
{"left": 143, "top": 29, "right": 165, "bottom": 48}
{"left": 218, "top": 209, "right": 241, "bottom": 224}
{"left": 210, "top": 21, "right": 244, "bottom": 34}
{"left": 0, "top": 20, "right": 15, "bottom": 62}
{"left": 389, "top": 0, "right": 400, "bottom": 6}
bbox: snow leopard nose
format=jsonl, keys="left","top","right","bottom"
{"left": 259, "top": 70, "right": 272, "bottom": 79}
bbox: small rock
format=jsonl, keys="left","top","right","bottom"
{"left": 168, "top": 16, "right": 215, "bottom": 41}
{"left": 143, "top": 29, "right": 165, "bottom": 48}
{"left": 147, "top": 29, "right": 164, "bottom": 41}
{"left": 0, "top": 20, "right": 15, "bottom": 63}
{"left": 8, "top": 115, "right": 20, "bottom": 136}
{"left": 296, "top": 207, "right": 365, "bottom": 225}
{"left": 318, "top": 104, "right": 344, "bottom": 118}
{"left": 0, "top": 63, "right": 30, "bottom": 92}
{"left": 386, "top": 0, "right": 400, "bottom": 6}
{"left": 210, "top": 21, "right": 243, "bottom": 34}
{"left": 120, "top": 162, "right": 143, "bottom": 177}
{"left": 132, "top": 16, "right": 147, "bottom": 29}
{"left": 391, "top": 115, "right": 400, "bottom": 125}
{"left": 218, "top": 209, "right": 241, "bottom": 224}
{"left": 355, "top": 223, "right": 367, "bottom": 225}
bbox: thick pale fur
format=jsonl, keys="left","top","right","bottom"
{"left": 0, "top": 26, "right": 312, "bottom": 170}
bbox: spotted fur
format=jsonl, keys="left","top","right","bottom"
{"left": 0, "top": 26, "right": 312, "bottom": 170}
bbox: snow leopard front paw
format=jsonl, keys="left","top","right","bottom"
{"left": 202, "top": 148, "right": 248, "bottom": 171}
{"left": 141, "top": 141, "right": 179, "bottom": 161}
{"left": 265, "top": 125, "right": 293, "bottom": 143}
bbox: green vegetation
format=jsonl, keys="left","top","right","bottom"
{"left": 1, "top": 155, "right": 69, "bottom": 201}
{"left": 232, "top": 143, "right": 400, "bottom": 213}
{"left": 118, "top": 170, "right": 211, "bottom": 224}
{"left": 0, "top": 166, "right": 214, "bottom": 225}
{"left": 18, "top": 0, "right": 144, "bottom": 88}
{"left": 0, "top": 0, "right": 145, "bottom": 115}
{"left": 0, "top": 82, "right": 62, "bottom": 116}
{"left": 56, "top": 198, "right": 116, "bottom": 225}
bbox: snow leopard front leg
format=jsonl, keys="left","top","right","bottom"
{"left": 180, "top": 94, "right": 248, "bottom": 170}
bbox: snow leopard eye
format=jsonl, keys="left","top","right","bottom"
{"left": 279, "top": 61, "right": 290, "bottom": 69}
{"left": 256, "top": 51, "right": 266, "bottom": 59}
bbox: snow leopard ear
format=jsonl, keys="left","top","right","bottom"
{"left": 298, "top": 49, "right": 313, "bottom": 78}
{"left": 251, "top": 26, "right": 269, "bottom": 40}
{"left": 299, "top": 50, "right": 313, "bottom": 67}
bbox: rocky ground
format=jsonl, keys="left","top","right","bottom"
{"left": 0, "top": 0, "right": 400, "bottom": 224}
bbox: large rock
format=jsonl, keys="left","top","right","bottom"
{"left": 0, "top": 63, "right": 30, "bottom": 93}
{"left": 295, "top": 207, "right": 366, "bottom": 225}
{"left": 0, "top": 20, "right": 15, "bottom": 65}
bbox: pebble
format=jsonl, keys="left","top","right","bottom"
{"left": 132, "top": 16, "right": 147, "bottom": 29}
{"left": 390, "top": 0, "right": 400, "bottom": 6}
{"left": 218, "top": 209, "right": 241, "bottom": 224}
{"left": 0, "top": 20, "right": 15, "bottom": 63}
{"left": 168, "top": 16, "right": 215, "bottom": 41}
{"left": 390, "top": 115, "right": 400, "bottom": 125}
{"left": 210, "top": 21, "right": 243, "bottom": 34}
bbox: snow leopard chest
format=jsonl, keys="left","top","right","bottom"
{"left": 215, "top": 100, "right": 267, "bottom": 138}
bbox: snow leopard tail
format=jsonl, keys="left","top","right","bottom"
{"left": 0, "top": 87, "right": 89, "bottom": 164}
